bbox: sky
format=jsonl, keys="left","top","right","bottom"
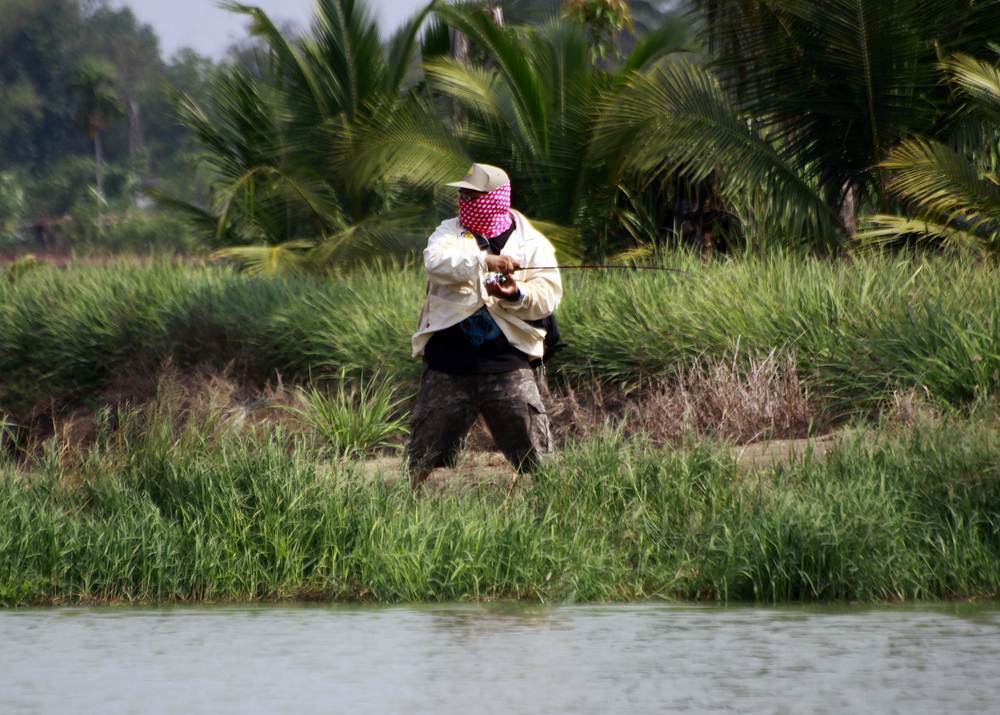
{"left": 116, "top": 0, "right": 417, "bottom": 61}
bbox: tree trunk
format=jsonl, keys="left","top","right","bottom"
{"left": 125, "top": 96, "right": 144, "bottom": 159}
{"left": 450, "top": 28, "right": 470, "bottom": 65}
{"left": 94, "top": 130, "right": 104, "bottom": 198}
{"left": 487, "top": 3, "right": 504, "bottom": 25}
{"left": 449, "top": 4, "right": 504, "bottom": 127}
{"left": 840, "top": 183, "right": 858, "bottom": 239}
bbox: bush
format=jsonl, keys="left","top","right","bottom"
{"left": 52, "top": 210, "right": 207, "bottom": 255}
{"left": 0, "top": 171, "right": 27, "bottom": 247}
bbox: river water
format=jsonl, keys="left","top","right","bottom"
{"left": 2, "top": 603, "right": 999, "bottom": 714}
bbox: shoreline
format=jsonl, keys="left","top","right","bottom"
{"left": 4, "top": 413, "right": 999, "bottom": 608}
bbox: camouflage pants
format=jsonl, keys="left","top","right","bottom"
{"left": 405, "top": 368, "right": 552, "bottom": 479}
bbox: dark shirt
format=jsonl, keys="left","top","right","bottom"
{"left": 424, "top": 222, "right": 531, "bottom": 375}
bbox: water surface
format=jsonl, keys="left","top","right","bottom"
{"left": 2, "top": 603, "right": 999, "bottom": 714}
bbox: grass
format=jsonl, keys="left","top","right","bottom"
{"left": 282, "top": 371, "right": 411, "bottom": 460}
{"left": 1, "top": 397, "right": 998, "bottom": 606}
{"left": 2, "top": 251, "right": 999, "bottom": 422}
{"left": 4, "top": 252, "right": 998, "bottom": 607}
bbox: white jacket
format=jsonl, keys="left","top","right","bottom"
{"left": 411, "top": 210, "right": 563, "bottom": 360}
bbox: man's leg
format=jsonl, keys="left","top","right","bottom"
{"left": 405, "top": 370, "right": 479, "bottom": 488}
{"left": 479, "top": 368, "right": 552, "bottom": 474}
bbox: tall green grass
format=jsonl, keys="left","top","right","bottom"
{"left": 1, "top": 253, "right": 999, "bottom": 416}
{"left": 283, "top": 371, "right": 411, "bottom": 460}
{"left": 2, "top": 406, "right": 998, "bottom": 606}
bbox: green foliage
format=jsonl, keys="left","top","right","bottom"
{"left": 596, "top": 60, "right": 840, "bottom": 250}
{"left": 0, "top": 171, "right": 26, "bottom": 244}
{"left": 0, "top": 0, "right": 83, "bottom": 167}
{"left": 284, "top": 372, "right": 410, "bottom": 460}
{"left": 563, "top": 0, "right": 634, "bottom": 62}
{"left": 635, "top": 0, "right": 1000, "bottom": 249}
{"left": 860, "top": 53, "right": 1000, "bottom": 253}
{"left": 358, "top": 2, "right": 693, "bottom": 258}
{"left": 166, "top": 0, "right": 444, "bottom": 273}
{"left": 2, "top": 254, "right": 1000, "bottom": 419}
{"left": 68, "top": 60, "right": 122, "bottom": 141}
{"left": 2, "top": 254, "right": 44, "bottom": 285}
{"left": 1, "top": 406, "right": 999, "bottom": 605}
{"left": 52, "top": 211, "right": 206, "bottom": 255}
{"left": 0, "top": 0, "right": 219, "bottom": 222}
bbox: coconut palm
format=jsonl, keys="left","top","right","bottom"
{"left": 350, "top": 2, "right": 694, "bottom": 257}
{"left": 602, "top": 0, "right": 1000, "bottom": 251}
{"left": 860, "top": 52, "right": 1000, "bottom": 254}
{"left": 68, "top": 59, "right": 123, "bottom": 198}
{"left": 166, "top": 0, "right": 447, "bottom": 274}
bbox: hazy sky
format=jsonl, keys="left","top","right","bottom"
{"left": 117, "top": 0, "right": 417, "bottom": 61}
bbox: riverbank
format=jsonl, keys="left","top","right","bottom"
{"left": 2, "top": 253, "right": 999, "bottom": 606}
{"left": 3, "top": 252, "right": 1000, "bottom": 422}
{"left": 2, "top": 397, "right": 998, "bottom": 606}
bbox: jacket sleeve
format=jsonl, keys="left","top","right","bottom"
{"left": 423, "top": 221, "right": 487, "bottom": 286}
{"left": 495, "top": 237, "right": 562, "bottom": 321}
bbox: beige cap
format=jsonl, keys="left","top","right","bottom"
{"left": 446, "top": 163, "right": 510, "bottom": 192}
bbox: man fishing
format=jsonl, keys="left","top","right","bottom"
{"left": 406, "top": 163, "right": 562, "bottom": 488}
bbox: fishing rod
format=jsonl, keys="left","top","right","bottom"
{"left": 525, "top": 265, "right": 692, "bottom": 275}
{"left": 487, "top": 264, "right": 691, "bottom": 287}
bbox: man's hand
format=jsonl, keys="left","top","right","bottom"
{"left": 485, "top": 255, "right": 521, "bottom": 274}
{"left": 485, "top": 274, "right": 520, "bottom": 300}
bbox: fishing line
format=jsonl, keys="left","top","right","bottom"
{"left": 524, "top": 265, "right": 692, "bottom": 275}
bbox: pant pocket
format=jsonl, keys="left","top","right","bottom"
{"left": 527, "top": 396, "right": 552, "bottom": 455}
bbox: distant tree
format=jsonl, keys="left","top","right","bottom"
{"left": 68, "top": 59, "right": 123, "bottom": 197}
{"left": 0, "top": 0, "right": 84, "bottom": 168}
{"left": 81, "top": 4, "right": 165, "bottom": 162}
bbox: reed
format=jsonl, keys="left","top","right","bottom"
{"left": 1, "top": 398, "right": 998, "bottom": 606}
{"left": 1, "top": 252, "right": 999, "bottom": 420}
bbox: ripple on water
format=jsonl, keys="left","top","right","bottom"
{"left": 1, "top": 603, "right": 999, "bottom": 715}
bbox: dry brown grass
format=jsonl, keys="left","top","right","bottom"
{"left": 548, "top": 349, "right": 820, "bottom": 446}
{"left": 878, "top": 387, "right": 941, "bottom": 429}
{"left": 8, "top": 349, "right": 826, "bottom": 471}
{"left": 12, "top": 361, "right": 301, "bottom": 470}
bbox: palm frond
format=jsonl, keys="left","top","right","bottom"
{"left": 882, "top": 137, "right": 1000, "bottom": 235}
{"left": 436, "top": 3, "right": 549, "bottom": 154}
{"left": 307, "top": 0, "right": 387, "bottom": 119}
{"left": 346, "top": 96, "right": 471, "bottom": 193}
{"left": 221, "top": 2, "right": 331, "bottom": 118}
{"left": 147, "top": 189, "right": 231, "bottom": 242}
{"left": 526, "top": 218, "right": 582, "bottom": 262}
{"left": 857, "top": 215, "right": 993, "bottom": 253}
{"left": 622, "top": 12, "right": 697, "bottom": 73}
{"left": 943, "top": 53, "right": 1000, "bottom": 121}
{"left": 689, "top": 0, "right": 982, "bottom": 205}
{"left": 596, "top": 60, "right": 841, "bottom": 247}
{"left": 213, "top": 240, "right": 316, "bottom": 276}
{"left": 309, "top": 206, "right": 431, "bottom": 266}
{"left": 423, "top": 57, "right": 506, "bottom": 123}
{"left": 384, "top": 1, "right": 439, "bottom": 92}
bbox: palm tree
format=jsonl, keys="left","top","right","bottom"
{"left": 167, "top": 0, "right": 449, "bottom": 274}
{"left": 860, "top": 52, "right": 1000, "bottom": 254}
{"left": 601, "top": 0, "right": 1000, "bottom": 251}
{"left": 351, "top": 2, "right": 694, "bottom": 257}
{"left": 68, "top": 59, "right": 123, "bottom": 198}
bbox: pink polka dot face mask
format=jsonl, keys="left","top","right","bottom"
{"left": 458, "top": 182, "right": 514, "bottom": 239}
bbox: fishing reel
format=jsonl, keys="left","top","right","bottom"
{"left": 484, "top": 272, "right": 512, "bottom": 288}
